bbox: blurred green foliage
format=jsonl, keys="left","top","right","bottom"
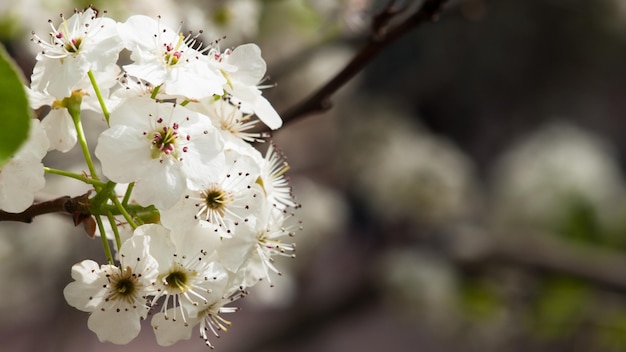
{"left": 530, "top": 277, "right": 589, "bottom": 340}
{"left": 459, "top": 197, "right": 626, "bottom": 350}
{"left": 460, "top": 278, "right": 504, "bottom": 322}
{"left": 0, "top": 43, "right": 30, "bottom": 167}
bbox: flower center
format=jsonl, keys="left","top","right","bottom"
{"left": 192, "top": 183, "right": 240, "bottom": 228}
{"left": 150, "top": 121, "right": 179, "bottom": 159}
{"left": 204, "top": 188, "right": 229, "bottom": 210}
{"left": 64, "top": 37, "right": 82, "bottom": 53}
{"left": 163, "top": 34, "right": 185, "bottom": 66}
{"left": 162, "top": 262, "right": 196, "bottom": 293}
{"left": 106, "top": 266, "right": 141, "bottom": 304}
{"left": 163, "top": 49, "right": 181, "bottom": 65}
{"left": 200, "top": 185, "right": 234, "bottom": 220}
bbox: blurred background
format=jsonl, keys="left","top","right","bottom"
{"left": 3, "top": 0, "right": 626, "bottom": 351}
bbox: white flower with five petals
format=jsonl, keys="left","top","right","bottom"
{"left": 62, "top": 234, "right": 159, "bottom": 344}
{"left": 160, "top": 149, "right": 264, "bottom": 235}
{"left": 130, "top": 223, "right": 234, "bottom": 347}
{"left": 30, "top": 7, "right": 123, "bottom": 99}
{"left": 94, "top": 97, "right": 225, "bottom": 209}
{"left": 120, "top": 15, "right": 226, "bottom": 100}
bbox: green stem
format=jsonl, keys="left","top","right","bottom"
{"left": 106, "top": 212, "right": 123, "bottom": 251}
{"left": 95, "top": 203, "right": 150, "bottom": 215}
{"left": 88, "top": 70, "right": 110, "bottom": 124}
{"left": 67, "top": 105, "right": 100, "bottom": 183}
{"left": 44, "top": 167, "right": 107, "bottom": 188}
{"left": 151, "top": 84, "right": 161, "bottom": 99}
{"left": 89, "top": 181, "right": 117, "bottom": 209}
{"left": 122, "top": 182, "right": 135, "bottom": 206}
{"left": 95, "top": 215, "right": 114, "bottom": 265}
{"left": 110, "top": 195, "right": 138, "bottom": 229}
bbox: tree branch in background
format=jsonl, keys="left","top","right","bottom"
{"left": 229, "top": 229, "right": 626, "bottom": 352}
{"left": 277, "top": 0, "right": 450, "bottom": 127}
{"left": 448, "top": 229, "right": 626, "bottom": 294}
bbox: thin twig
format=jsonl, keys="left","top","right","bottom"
{"left": 277, "top": 0, "right": 450, "bottom": 127}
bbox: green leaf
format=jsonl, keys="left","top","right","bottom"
{"left": 0, "top": 43, "right": 30, "bottom": 167}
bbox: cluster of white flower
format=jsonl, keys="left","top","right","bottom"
{"left": 8, "top": 6, "right": 301, "bottom": 348}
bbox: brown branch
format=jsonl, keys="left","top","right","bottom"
{"left": 0, "top": 192, "right": 91, "bottom": 223}
{"left": 277, "top": 0, "right": 450, "bottom": 127}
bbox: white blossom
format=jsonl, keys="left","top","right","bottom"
{"left": 218, "top": 207, "right": 299, "bottom": 287}
{"left": 191, "top": 97, "right": 268, "bottom": 144}
{"left": 0, "top": 119, "right": 49, "bottom": 212}
{"left": 160, "top": 149, "right": 264, "bottom": 236}
{"left": 95, "top": 97, "right": 225, "bottom": 209}
{"left": 27, "top": 64, "right": 119, "bottom": 152}
{"left": 62, "top": 234, "right": 159, "bottom": 344}
{"left": 120, "top": 14, "right": 226, "bottom": 100}
{"left": 257, "top": 143, "right": 298, "bottom": 209}
{"left": 129, "top": 223, "right": 238, "bottom": 347}
{"left": 151, "top": 284, "right": 244, "bottom": 348}
{"left": 30, "top": 7, "right": 123, "bottom": 99}
{"left": 220, "top": 43, "right": 282, "bottom": 130}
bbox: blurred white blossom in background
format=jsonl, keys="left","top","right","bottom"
{"left": 376, "top": 248, "right": 460, "bottom": 330}
{"left": 339, "top": 101, "right": 481, "bottom": 228}
{"left": 490, "top": 121, "right": 626, "bottom": 230}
